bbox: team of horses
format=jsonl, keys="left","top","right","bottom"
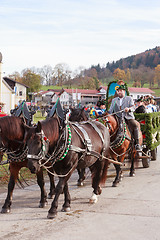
{"left": 0, "top": 105, "right": 143, "bottom": 219}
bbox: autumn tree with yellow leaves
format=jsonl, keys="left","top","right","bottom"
{"left": 154, "top": 64, "right": 160, "bottom": 87}
{"left": 113, "top": 68, "right": 131, "bottom": 82}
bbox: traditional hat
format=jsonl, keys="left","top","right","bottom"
{"left": 117, "top": 85, "right": 125, "bottom": 91}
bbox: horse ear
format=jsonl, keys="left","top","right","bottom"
{"left": 36, "top": 121, "right": 42, "bottom": 133}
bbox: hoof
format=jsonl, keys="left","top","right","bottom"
{"left": 89, "top": 193, "right": 98, "bottom": 204}
{"left": 1, "top": 208, "right": 10, "bottom": 214}
{"left": 130, "top": 172, "right": 135, "bottom": 177}
{"left": 119, "top": 177, "right": 123, "bottom": 182}
{"left": 39, "top": 201, "right": 48, "bottom": 208}
{"left": 47, "top": 212, "right": 57, "bottom": 219}
{"left": 112, "top": 182, "right": 118, "bottom": 187}
{"left": 48, "top": 193, "right": 54, "bottom": 199}
{"left": 77, "top": 181, "right": 84, "bottom": 187}
{"left": 61, "top": 207, "right": 71, "bottom": 212}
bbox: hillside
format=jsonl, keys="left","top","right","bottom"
{"left": 105, "top": 46, "right": 160, "bottom": 71}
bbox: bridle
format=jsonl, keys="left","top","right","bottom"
{"left": 27, "top": 130, "right": 50, "bottom": 162}
{"left": 103, "top": 114, "right": 119, "bottom": 138}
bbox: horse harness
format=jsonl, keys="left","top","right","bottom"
{"left": 0, "top": 128, "right": 28, "bottom": 163}
{"left": 7, "top": 145, "right": 28, "bottom": 163}
{"left": 70, "top": 120, "right": 106, "bottom": 160}
{"left": 29, "top": 120, "right": 107, "bottom": 166}
{"left": 104, "top": 115, "right": 131, "bottom": 149}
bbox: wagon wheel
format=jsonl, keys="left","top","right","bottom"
{"left": 142, "top": 148, "right": 151, "bottom": 168}
{"left": 151, "top": 147, "right": 157, "bottom": 161}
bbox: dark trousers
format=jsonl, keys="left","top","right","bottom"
{"left": 125, "top": 118, "right": 139, "bottom": 144}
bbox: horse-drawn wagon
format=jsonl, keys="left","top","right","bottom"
{"left": 106, "top": 80, "right": 160, "bottom": 169}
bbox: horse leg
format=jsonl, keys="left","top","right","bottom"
{"left": 61, "top": 182, "right": 71, "bottom": 212}
{"left": 1, "top": 162, "right": 22, "bottom": 213}
{"left": 36, "top": 168, "right": 48, "bottom": 208}
{"left": 89, "top": 161, "right": 104, "bottom": 204}
{"left": 47, "top": 170, "right": 56, "bottom": 199}
{"left": 77, "top": 168, "right": 86, "bottom": 186}
{"left": 47, "top": 177, "right": 67, "bottom": 219}
{"left": 130, "top": 151, "right": 136, "bottom": 177}
{"left": 112, "top": 163, "right": 123, "bottom": 187}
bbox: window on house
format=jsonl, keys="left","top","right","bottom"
{"left": 19, "top": 91, "right": 22, "bottom": 96}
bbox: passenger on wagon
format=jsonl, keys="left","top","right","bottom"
{"left": 95, "top": 100, "right": 106, "bottom": 117}
{"left": 134, "top": 97, "right": 147, "bottom": 113}
{"left": 108, "top": 84, "right": 142, "bottom": 152}
{"left": 144, "top": 96, "right": 157, "bottom": 113}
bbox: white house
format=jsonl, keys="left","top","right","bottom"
{"left": 34, "top": 90, "right": 54, "bottom": 104}
{"left": 51, "top": 90, "right": 70, "bottom": 108}
{"left": 1, "top": 77, "right": 28, "bottom": 114}
{"left": 34, "top": 89, "right": 71, "bottom": 108}
{"left": 128, "top": 87, "right": 155, "bottom": 100}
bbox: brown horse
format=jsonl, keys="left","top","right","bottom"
{"left": 26, "top": 114, "right": 110, "bottom": 219}
{"left": 103, "top": 112, "right": 143, "bottom": 186}
{"left": 68, "top": 108, "right": 143, "bottom": 187}
{"left": 69, "top": 107, "right": 88, "bottom": 186}
{"left": 0, "top": 116, "right": 55, "bottom": 214}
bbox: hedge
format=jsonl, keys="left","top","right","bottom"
{"left": 134, "top": 112, "right": 160, "bottom": 150}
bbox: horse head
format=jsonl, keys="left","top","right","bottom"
{"left": 26, "top": 118, "right": 60, "bottom": 174}
{"left": 26, "top": 121, "right": 49, "bottom": 173}
{"left": 69, "top": 107, "right": 88, "bottom": 122}
{"left": 103, "top": 112, "right": 119, "bottom": 137}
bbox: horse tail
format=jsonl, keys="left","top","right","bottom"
{"left": 100, "top": 160, "right": 109, "bottom": 187}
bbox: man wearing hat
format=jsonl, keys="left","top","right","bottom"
{"left": 108, "top": 84, "right": 142, "bottom": 152}
{"left": 135, "top": 97, "right": 146, "bottom": 113}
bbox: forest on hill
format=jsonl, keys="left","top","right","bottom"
{"left": 90, "top": 46, "right": 160, "bottom": 88}
{"left": 8, "top": 46, "right": 160, "bottom": 95}
{"left": 106, "top": 46, "right": 160, "bottom": 70}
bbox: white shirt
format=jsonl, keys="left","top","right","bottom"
{"left": 119, "top": 97, "right": 124, "bottom": 106}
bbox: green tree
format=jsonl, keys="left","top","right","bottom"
{"left": 21, "top": 70, "right": 41, "bottom": 93}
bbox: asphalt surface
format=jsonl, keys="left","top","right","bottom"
{"left": 0, "top": 148, "right": 160, "bottom": 240}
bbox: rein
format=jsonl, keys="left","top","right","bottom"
{"left": 7, "top": 145, "right": 28, "bottom": 163}
{"left": 29, "top": 120, "right": 123, "bottom": 178}
{"left": 102, "top": 113, "right": 132, "bottom": 158}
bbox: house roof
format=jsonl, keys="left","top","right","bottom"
{"left": 3, "top": 77, "right": 29, "bottom": 89}
{"left": 34, "top": 90, "right": 55, "bottom": 96}
{"left": 99, "top": 86, "right": 155, "bottom": 94}
{"left": 64, "top": 89, "right": 99, "bottom": 94}
{"left": 2, "top": 79, "right": 15, "bottom": 93}
{"left": 47, "top": 89, "right": 62, "bottom": 92}
{"left": 128, "top": 87, "right": 155, "bottom": 94}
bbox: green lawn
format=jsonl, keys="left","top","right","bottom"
{"left": 33, "top": 110, "right": 46, "bottom": 123}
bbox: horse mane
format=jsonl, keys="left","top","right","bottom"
{"left": 0, "top": 116, "right": 25, "bottom": 141}
{"left": 38, "top": 117, "right": 60, "bottom": 145}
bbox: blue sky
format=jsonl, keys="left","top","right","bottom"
{"left": 1, "top": 0, "right": 160, "bottom": 75}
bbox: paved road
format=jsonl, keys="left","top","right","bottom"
{"left": 0, "top": 148, "right": 160, "bottom": 240}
